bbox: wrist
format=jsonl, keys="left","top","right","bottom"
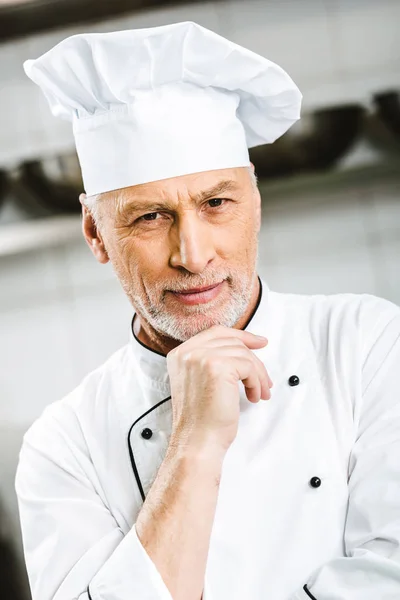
{"left": 167, "top": 435, "right": 227, "bottom": 471}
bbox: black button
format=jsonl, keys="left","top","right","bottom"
{"left": 288, "top": 375, "right": 300, "bottom": 386}
{"left": 309, "top": 476, "right": 321, "bottom": 488}
{"left": 141, "top": 428, "right": 153, "bottom": 440}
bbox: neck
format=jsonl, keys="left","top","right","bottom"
{"left": 133, "top": 275, "right": 261, "bottom": 356}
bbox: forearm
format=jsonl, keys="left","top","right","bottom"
{"left": 135, "top": 441, "right": 225, "bottom": 600}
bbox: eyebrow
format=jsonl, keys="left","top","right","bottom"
{"left": 118, "top": 179, "right": 240, "bottom": 215}
{"left": 194, "top": 179, "right": 240, "bottom": 203}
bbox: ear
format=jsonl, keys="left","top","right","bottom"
{"left": 79, "top": 193, "right": 109, "bottom": 265}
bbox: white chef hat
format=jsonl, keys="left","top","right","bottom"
{"left": 24, "top": 21, "right": 302, "bottom": 196}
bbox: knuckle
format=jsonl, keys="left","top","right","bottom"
{"left": 242, "top": 354, "right": 254, "bottom": 366}
{"left": 243, "top": 350, "right": 257, "bottom": 365}
{"left": 182, "top": 350, "right": 197, "bottom": 365}
{"left": 232, "top": 337, "right": 246, "bottom": 348}
{"left": 201, "top": 355, "right": 222, "bottom": 374}
{"left": 167, "top": 346, "right": 183, "bottom": 363}
{"left": 166, "top": 348, "right": 176, "bottom": 363}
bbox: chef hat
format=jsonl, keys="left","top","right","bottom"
{"left": 24, "top": 21, "right": 302, "bottom": 196}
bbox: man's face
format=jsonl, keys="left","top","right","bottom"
{"left": 91, "top": 167, "right": 261, "bottom": 342}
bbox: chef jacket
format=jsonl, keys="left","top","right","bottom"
{"left": 15, "top": 278, "right": 400, "bottom": 600}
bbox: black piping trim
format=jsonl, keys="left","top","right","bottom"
{"left": 87, "top": 585, "right": 93, "bottom": 600}
{"left": 131, "top": 316, "right": 166, "bottom": 357}
{"left": 244, "top": 274, "right": 263, "bottom": 330}
{"left": 130, "top": 275, "right": 263, "bottom": 358}
{"left": 127, "top": 396, "right": 172, "bottom": 502}
{"left": 303, "top": 584, "right": 318, "bottom": 600}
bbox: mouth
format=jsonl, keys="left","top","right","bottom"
{"left": 169, "top": 280, "right": 225, "bottom": 305}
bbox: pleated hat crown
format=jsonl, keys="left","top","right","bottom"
{"left": 24, "top": 21, "right": 302, "bottom": 196}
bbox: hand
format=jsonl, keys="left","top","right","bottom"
{"left": 166, "top": 325, "right": 273, "bottom": 455}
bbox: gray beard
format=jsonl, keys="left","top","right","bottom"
{"left": 130, "top": 255, "right": 259, "bottom": 342}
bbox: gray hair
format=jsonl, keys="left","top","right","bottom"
{"left": 83, "top": 192, "right": 102, "bottom": 225}
{"left": 84, "top": 165, "right": 258, "bottom": 225}
{"left": 248, "top": 166, "right": 258, "bottom": 189}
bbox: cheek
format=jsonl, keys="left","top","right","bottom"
{"left": 119, "top": 237, "right": 170, "bottom": 282}
{"left": 102, "top": 234, "right": 138, "bottom": 282}
{"left": 217, "top": 212, "right": 258, "bottom": 255}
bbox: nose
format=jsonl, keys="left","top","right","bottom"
{"left": 169, "top": 212, "right": 216, "bottom": 273}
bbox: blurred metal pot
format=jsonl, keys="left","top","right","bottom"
{"left": 11, "top": 153, "right": 83, "bottom": 216}
{"left": 249, "top": 105, "right": 365, "bottom": 179}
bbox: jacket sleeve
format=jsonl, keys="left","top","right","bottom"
{"left": 290, "top": 296, "right": 400, "bottom": 600}
{"left": 15, "top": 409, "right": 173, "bottom": 600}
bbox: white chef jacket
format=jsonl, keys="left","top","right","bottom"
{"left": 15, "top": 278, "right": 400, "bottom": 600}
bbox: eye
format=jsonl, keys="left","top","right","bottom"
{"left": 207, "top": 198, "right": 227, "bottom": 208}
{"left": 140, "top": 212, "right": 160, "bottom": 221}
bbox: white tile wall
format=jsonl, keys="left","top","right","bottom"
{"left": 259, "top": 244, "right": 379, "bottom": 296}
{"left": 326, "top": 0, "right": 400, "bottom": 106}
{"left": 62, "top": 237, "right": 118, "bottom": 290}
{"left": 332, "top": 0, "right": 400, "bottom": 75}
{"left": 0, "top": 300, "right": 77, "bottom": 426}
{"left": 219, "top": 0, "right": 335, "bottom": 84}
{"left": 0, "top": 247, "right": 62, "bottom": 310}
{"left": 376, "top": 239, "right": 400, "bottom": 303}
{"left": 0, "top": 241, "right": 134, "bottom": 426}
{"left": 361, "top": 180, "right": 400, "bottom": 302}
{"left": 220, "top": 0, "right": 400, "bottom": 109}
{"left": 260, "top": 189, "right": 368, "bottom": 258}
{"left": 70, "top": 285, "right": 133, "bottom": 382}
{"left": 257, "top": 179, "right": 395, "bottom": 298}
{"left": 371, "top": 182, "right": 400, "bottom": 235}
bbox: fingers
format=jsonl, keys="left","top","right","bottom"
{"left": 230, "top": 354, "right": 264, "bottom": 403}
{"left": 168, "top": 326, "right": 273, "bottom": 405}
{"left": 203, "top": 337, "right": 273, "bottom": 396}
{"left": 205, "top": 345, "right": 272, "bottom": 403}
{"left": 178, "top": 325, "right": 268, "bottom": 350}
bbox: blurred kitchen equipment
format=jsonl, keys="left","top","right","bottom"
{"left": 249, "top": 105, "right": 365, "bottom": 179}
{"left": 11, "top": 153, "right": 83, "bottom": 216}
{"left": 0, "top": 0, "right": 213, "bottom": 42}
{"left": 0, "top": 497, "right": 28, "bottom": 600}
{"left": 375, "top": 91, "right": 400, "bottom": 140}
{"left": 4, "top": 100, "right": 400, "bottom": 220}
{"left": 362, "top": 90, "right": 400, "bottom": 158}
{"left": 0, "top": 169, "right": 9, "bottom": 211}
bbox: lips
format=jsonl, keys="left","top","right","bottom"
{"left": 176, "top": 282, "right": 221, "bottom": 295}
{"left": 168, "top": 280, "right": 225, "bottom": 305}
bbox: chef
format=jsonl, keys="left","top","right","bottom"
{"left": 15, "top": 21, "right": 400, "bottom": 600}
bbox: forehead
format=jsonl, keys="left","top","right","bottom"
{"left": 114, "top": 167, "right": 249, "bottom": 205}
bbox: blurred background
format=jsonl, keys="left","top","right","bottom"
{"left": 0, "top": 0, "right": 399, "bottom": 597}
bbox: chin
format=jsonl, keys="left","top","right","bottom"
{"left": 155, "top": 307, "right": 242, "bottom": 342}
